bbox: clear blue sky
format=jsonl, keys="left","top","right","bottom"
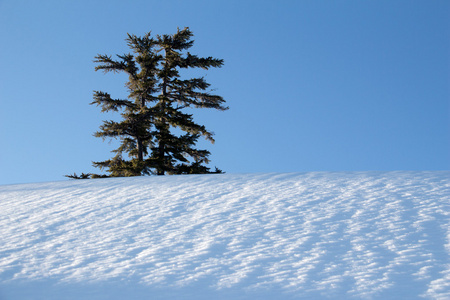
{"left": 1, "top": 0, "right": 448, "bottom": 185}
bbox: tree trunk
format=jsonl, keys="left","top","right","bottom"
{"left": 137, "top": 138, "right": 144, "bottom": 161}
{"left": 157, "top": 54, "right": 168, "bottom": 176}
{"left": 157, "top": 141, "right": 165, "bottom": 175}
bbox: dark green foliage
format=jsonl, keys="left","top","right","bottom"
{"left": 65, "top": 172, "right": 110, "bottom": 179}
{"left": 68, "top": 27, "right": 226, "bottom": 179}
{"left": 65, "top": 173, "right": 93, "bottom": 179}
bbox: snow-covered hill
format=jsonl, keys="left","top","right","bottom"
{"left": 0, "top": 172, "right": 449, "bottom": 299}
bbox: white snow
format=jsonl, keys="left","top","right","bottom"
{"left": 0, "top": 171, "right": 449, "bottom": 299}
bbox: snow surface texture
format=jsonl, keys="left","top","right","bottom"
{"left": 0, "top": 171, "right": 449, "bottom": 300}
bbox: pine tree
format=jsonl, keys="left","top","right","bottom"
{"left": 66, "top": 28, "right": 226, "bottom": 178}
{"left": 89, "top": 32, "right": 159, "bottom": 177}
{"left": 150, "top": 28, "right": 228, "bottom": 175}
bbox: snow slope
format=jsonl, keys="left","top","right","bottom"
{"left": 0, "top": 172, "right": 449, "bottom": 299}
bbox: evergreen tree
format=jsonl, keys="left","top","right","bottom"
{"left": 66, "top": 28, "right": 226, "bottom": 178}
{"left": 150, "top": 28, "right": 228, "bottom": 175}
{"left": 90, "top": 32, "right": 159, "bottom": 177}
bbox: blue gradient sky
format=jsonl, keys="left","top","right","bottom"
{"left": 1, "top": 0, "right": 448, "bottom": 184}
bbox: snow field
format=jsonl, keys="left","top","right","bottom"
{"left": 0, "top": 171, "right": 449, "bottom": 299}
